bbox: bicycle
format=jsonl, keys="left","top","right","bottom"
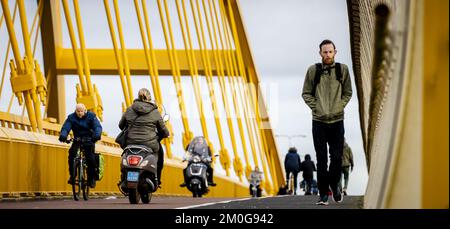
{"left": 66, "top": 137, "right": 92, "bottom": 201}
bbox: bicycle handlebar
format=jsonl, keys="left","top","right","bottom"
{"left": 64, "top": 137, "right": 93, "bottom": 144}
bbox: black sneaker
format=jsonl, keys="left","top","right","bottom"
{"left": 89, "top": 179, "right": 96, "bottom": 188}
{"left": 208, "top": 182, "right": 217, "bottom": 187}
{"left": 332, "top": 189, "right": 343, "bottom": 203}
{"left": 179, "top": 183, "right": 187, "bottom": 187}
{"left": 67, "top": 178, "right": 74, "bottom": 185}
{"left": 316, "top": 195, "right": 329, "bottom": 205}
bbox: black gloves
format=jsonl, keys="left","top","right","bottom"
{"left": 93, "top": 135, "right": 101, "bottom": 142}
{"left": 59, "top": 136, "right": 67, "bottom": 143}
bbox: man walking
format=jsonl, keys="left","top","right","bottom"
{"left": 339, "top": 139, "right": 354, "bottom": 195}
{"left": 302, "top": 39, "right": 352, "bottom": 205}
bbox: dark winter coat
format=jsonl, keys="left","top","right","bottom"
{"left": 118, "top": 100, "right": 170, "bottom": 153}
{"left": 60, "top": 111, "right": 102, "bottom": 140}
{"left": 284, "top": 151, "right": 301, "bottom": 173}
{"left": 301, "top": 155, "right": 316, "bottom": 180}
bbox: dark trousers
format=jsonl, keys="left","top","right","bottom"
{"left": 312, "top": 120, "right": 344, "bottom": 197}
{"left": 304, "top": 176, "right": 313, "bottom": 194}
{"left": 285, "top": 169, "right": 299, "bottom": 192}
{"left": 249, "top": 184, "right": 261, "bottom": 196}
{"left": 207, "top": 166, "right": 214, "bottom": 183}
{"left": 339, "top": 166, "right": 350, "bottom": 190}
{"left": 68, "top": 142, "right": 96, "bottom": 182}
{"left": 157, "top": 142, "right": 164, "bottom": 184}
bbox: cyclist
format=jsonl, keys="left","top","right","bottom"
{"left": 59, "top": 103, "right": 102, "bottom": 188}
{"left": 284, "top": 147, "right": 301, "bottom": 195}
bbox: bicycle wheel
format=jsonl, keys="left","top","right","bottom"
{"left": 81, "top": 160, "right": 89, "bottom": 201}
{"left": 72, "top": 159, "right": 81, "bottom": 201}
{"left": 288, "top": 172, "right": 295, "bottom": 195}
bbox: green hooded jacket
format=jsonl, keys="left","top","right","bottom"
{"left": 302, "top": 62, "right": 352, "bottom": 123}
{"left": 119, "top": 100, "right": 170, "bottom": 153}
{"left": 342, "top": 142, "right": 354, "bottom": 167}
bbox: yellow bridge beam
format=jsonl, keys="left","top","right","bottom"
{"left": 156, "top": 0, "right": 194, "bottom": 151}
{"left": 103, "top": 0, "right": 132, "bottom": 107}
{"left": 423, "top": 0, "right": 448, "bottom": 208}
{"left": 189, "top": 0, "right": 229, "bottom": 173}
{"left": 1, "top": 0, "right": 283, "bottom": 197}
{"left": 171, "top": 0, "right": 213, "bottom": 161}
{"left": 57, "top": 48, "right": 237, "bottom": 76}
{"left": 225, "top": 0, "right": 284, "bottom": 193}
{"left": 133, "top": 0, "right": 174, "bottom": 158}
{"left": 205, "top": 0, "right": 243, "bottom": 180}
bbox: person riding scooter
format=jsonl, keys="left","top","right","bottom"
{"left": 180, "top": 136, "right": 216, "bottom": 187}
{"left": 117, "top": 88, "right": 170, "bottom": 192}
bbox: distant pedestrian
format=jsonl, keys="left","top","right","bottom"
{"left": 300, "top": 154, "right": 316, "bottom": 195}
{"left": 339, "top": 139, "right": 354, "bottom": 195}
{"left": 284, "top": 147, "right": 301, "bottom": 195}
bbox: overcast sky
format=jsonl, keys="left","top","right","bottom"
{"left": 0, "top": 0, "right": 367, "bottom": 195}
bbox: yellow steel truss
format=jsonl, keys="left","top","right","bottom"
{"left": 0, "top": 0, "right": 282, "bottom": 196}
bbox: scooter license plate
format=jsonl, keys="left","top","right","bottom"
{"left": 127, "top": 171, "right": 139, "bottom": 182}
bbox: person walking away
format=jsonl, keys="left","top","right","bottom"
{"left": 300, "top": 154, "right": 317, "bottom": 195}
{"left": 284, "top": 147, "right": 301, "bottom": 195}
{"left": 339, "top": 139, "right": 354, "bottom": 195}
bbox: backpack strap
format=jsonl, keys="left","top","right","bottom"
{"left": 311, "top": 63, "right": 322, "bottom": 96}
{"left": 311, "top": 62, "right": 343, "bottom": 96}
{"left": 335, "top": 62, "right": 343, "bottom": 83}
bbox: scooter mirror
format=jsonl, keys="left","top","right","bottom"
{"left": 163, "top": 114, "right": 170, "bottom": 122}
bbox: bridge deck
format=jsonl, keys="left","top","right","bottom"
{"left": 0, "top": 195, "right": 363, "bottom": 209}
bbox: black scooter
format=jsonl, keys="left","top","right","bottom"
{"left": 184, "top": 152, "right": 212, "bottom": 198}
{"left": 118, "top": 113, "right": 169, "bottom": 204}
{"left": 182, "top": 136, "right": 217, "bottom": 198}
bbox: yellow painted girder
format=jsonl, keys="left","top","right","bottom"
{"left": 57, "top": 48, "right": 237, "bottom": 76}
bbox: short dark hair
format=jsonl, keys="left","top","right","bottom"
{"left": 319, "top": 39, "right": 336, "bottom": 51}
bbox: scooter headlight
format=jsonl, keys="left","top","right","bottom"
{"left": 193, "top": 155, "right": 201, "bottom": 163}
